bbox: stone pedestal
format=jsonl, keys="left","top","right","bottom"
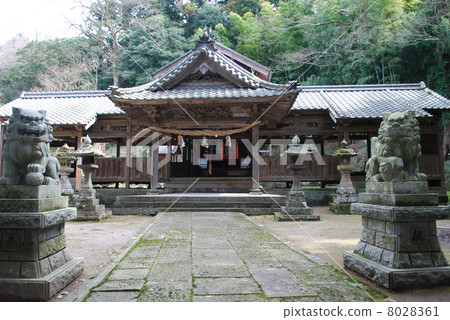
{"left": 344, "top": 181, "right": 450, "bottom": 291}
{"left": 276, "top": 164, "right": 319, "bottom": 221}
{"left": 0, "top": 185, "right": 84, "bottom": 301}
{"left": 75, "top": 164, "right": 111, "bottom": 221}
{"left": 59, "top": 166, "right": 74, "bottom": 196}
{"left": 330, "top": 164, "right": 359, "bottom": 214}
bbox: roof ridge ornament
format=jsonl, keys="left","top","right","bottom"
{"left": 195, "top": 26, "right": 219, "bottom": 49}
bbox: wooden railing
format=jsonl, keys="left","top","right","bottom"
{"left": 92, "top": 154, "right": 442, "bottom": 185}
{"left": 92, "top": 157, "right": 167, "bottom": 184}
{"left": 259, "top": 155, "right": 340, "bottom": 182}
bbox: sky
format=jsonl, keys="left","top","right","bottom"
{"left": 0, "top": 0, "right": 92, "bottom": 44}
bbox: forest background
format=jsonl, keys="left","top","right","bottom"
{"left": 0, "top": 0, "right": 448, "bottom": 103}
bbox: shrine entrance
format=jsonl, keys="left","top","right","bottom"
{"left": 169, "top": 137, "right": 251, "bottom": 178}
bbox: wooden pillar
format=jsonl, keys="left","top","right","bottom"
{"left": 166, "top": 138, "right": 172, "bottom": 182}
{"left": 125, "top": 121, "right": 132, "bottom": 189}
{"left": 150, "top": 140, "right": 159, "bottom": 192}
{"left": 0, "top": 122, "right": 6, "bottom": 177}
{"left": 343, "top": 129, "right": 350, "bottom": 142}
{"left": 250, "top": 125, "right": 261, "bottom": 193}
{"left": 437, "top": 114, "right": 446, "bottom": 189}
{"left": 115, "top": 140, "right": 121, "bottom": 188}
{"left": 75, "top": 130, "right": 83, "bottom": 190}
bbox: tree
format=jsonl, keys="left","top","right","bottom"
{"left": 0, "top": 38, "right": 102, "bottom": 102}
{"left": 397, "top": 0, "right": 450, "bottom": 97}
{"left": 73, "top": 0, "right": 161, "bottom": 87}
{"left": 223, "top": 0, "right": 263, "bottom": 16}
{"left": 119, "top": 14, "right": 189, "bottom": 86}
{"left": 185, "top": 1, "right": 230, "bottom": 36}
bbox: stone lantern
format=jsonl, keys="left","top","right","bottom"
{"left": 55, "top": 143, "right": 77, "bottom": 197}
{"left": 70, "top": 135, "right": 111, "bottom": 221}
{"left": 275, "top": 135, "right": 320, "bottom": 221}
{"left": 329, "top": 139, "right": 359, "bottom": 214}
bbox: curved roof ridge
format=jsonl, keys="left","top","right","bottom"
{"left": 300, "top": 83, "right": 424, "bottom": 91}
{"left": 21, "top": 90, "right": 110, "bottom": 99}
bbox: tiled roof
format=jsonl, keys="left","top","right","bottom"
{"left": 291, "top": 83, "right": 450, "bottom": 121}
{"left": 115, "top": 42, "right": 293, "bottom": 96}
{"left": 0, "top": 91, "right": 123, "bottom": 129}
{"left": 115, "top": 86, "right": 295, "bottom": 101}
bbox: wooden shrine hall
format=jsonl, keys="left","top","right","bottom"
{"left": 1, "top": 31, "right": 450, "bottom": 196}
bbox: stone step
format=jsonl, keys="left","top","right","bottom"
{"left": 115, "top": 201, "right": 283, "bottom": 209}
{"left": 115, "top": 196, "right": 285, "bottom": 204}
{"left": 113, "top": 193, "right": 286, "bottom": 216}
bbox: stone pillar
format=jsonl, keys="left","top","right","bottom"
{"left": 0, "top": 186, "right": 84, "bottom": 301}
{"left": 329, "top": 140, "right": 359, "bottom": 214}
{"left": 250, "top": 125, "right": 261, "bottom": 194}
{"left": 71, "top": 136, "right": 111, "bottom": 221}
{"left": 75, "top": 132, "right": 83, "bottom": 191}
{"left": 59, "top": 166, "right": 75, "bottom": 195}
{"left": 275, "top": 162, "right": 319, "bottom": 221}
{"left": 275, "top": 136, "right": 320, "bottom": 221}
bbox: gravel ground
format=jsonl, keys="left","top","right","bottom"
{"left": 56, "top": 207, "right": 450, "bottom": 302}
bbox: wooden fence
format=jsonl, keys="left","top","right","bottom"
{"left": 92, "top": 154, "right": 442, "bottom": 185}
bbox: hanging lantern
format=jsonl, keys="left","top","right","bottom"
{"left": 201, "top": 136, "right": 209, "bottom": 148}
{"left": 177, "top": 135, "right": 185, "bottom": 147}
{"left": 225, "top": 135, "right": 232, "bottom": 147}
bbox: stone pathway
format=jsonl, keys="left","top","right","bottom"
{"left": 82, "top": 211, "right": 385, "bottom": 302}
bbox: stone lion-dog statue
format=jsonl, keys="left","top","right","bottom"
{"left": 365, "top": 110, "right": 427, "bottom": 182}
{"left": 0, "top": 107, "right": 60, "bottom": 186}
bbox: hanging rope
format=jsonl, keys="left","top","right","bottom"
{"left": 142, "top": 121, "right": 261, "bottom": 137}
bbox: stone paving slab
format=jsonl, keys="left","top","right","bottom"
{"left": 109, "top": 268, "right": 149, "bottom": 281}
{"left": 194, "top": 277, "right": 262, "bottom": 295}
{"left": 92, "top": 279, "right": 145, "bottom": 292}
{"left": 250, "top": 268, "right": 317, "bottom": 298}
{"left": 139, "top": 281, "right": 191, "bottom": 302}
{"left": 193, "top": 294, "right": 266, "bottom": 302}
{"left": 81, "top": 211, "right": 382, "bottom": 302}
{"left": 86, "top": 291, "right": 139, "bottom": 302}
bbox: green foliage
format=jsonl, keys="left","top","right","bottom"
{"left": 185, "top": 1, "right": 230, "bottom": 36}
{"left": 224, "top": 0, "right": 263, "bottom": 16}
{"left": 120, "top": 14, "right": 189, "bottom": 87}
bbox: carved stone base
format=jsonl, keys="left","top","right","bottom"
{"left": 329, "top": 203, "right": 352, "bottom": 215}
{"left": 0, "top": 208, "right": 83, "bottom": 301}
{"left": 344, "top": 251, "right": 450, "bottom": 291}
{"left": 75, "top": 197, "right": 111, "bottom": 221}
{"left": 0, "top": 185, "right": 68, "bottom": 212}
{"left": 345, "top": 182, "right": 450, "bottom": 291}
{"left": 333, "top": 186, "right": 358, "bottom": 203}
{"left": 0, "top": 258, "right": 83, "bottom": 301}
{"left": 275, "top": 211, "right": 320, "bottom": 221}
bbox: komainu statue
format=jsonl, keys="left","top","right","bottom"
{"left": 0, "top": 107, "right": 60, "bottom": 186}
{"left": 365, "top": 110, "right": 427, "bottom": 182}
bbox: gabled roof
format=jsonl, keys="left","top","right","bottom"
{"left": 151, "top": 33, "right": 272, "bottom": 82}
{"left": 0, "top": 91, "right": 123, "bottom": 129}
{"left": 112, "top": 29, "right": 297, "bottom": 102}
{"left": 292, "top": 82, "right": 450, "bottom": 122}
